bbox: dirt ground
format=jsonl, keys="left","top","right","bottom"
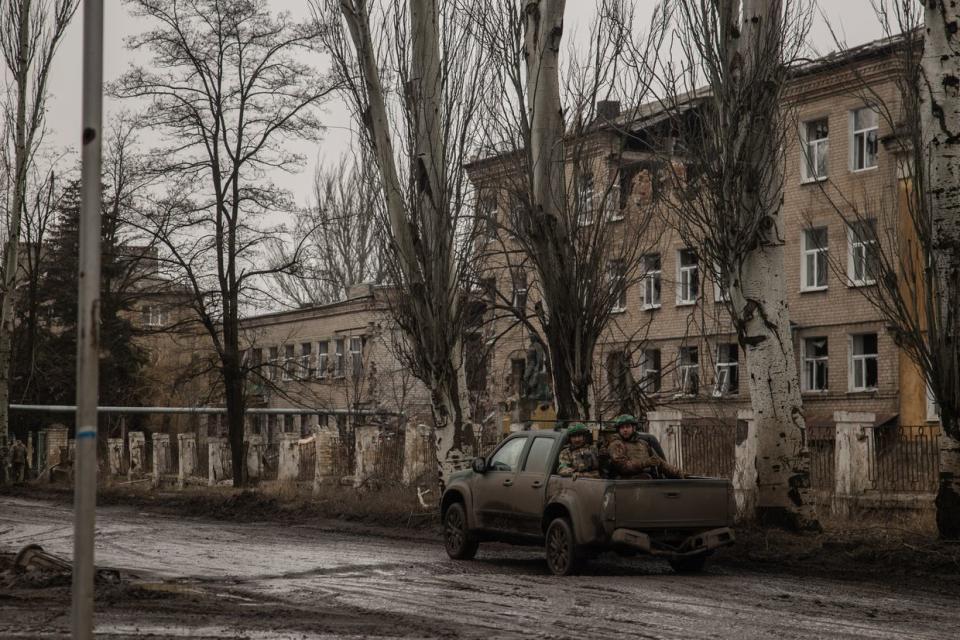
{"left": 1, "top": 490, "right": 959, "bottom": 639}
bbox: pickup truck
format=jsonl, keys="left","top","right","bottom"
{"left": 440, "top": 429, "right": 735, "bottom": 575}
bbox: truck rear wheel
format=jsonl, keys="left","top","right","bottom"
{"left": 545, "top": 517, "right": 581, "bottom": 576}
{"left": 443, "top": 502, "right": 478, "bottom": 560}
{"left": 668, "top": 552, "right": 709, "bottom": 574}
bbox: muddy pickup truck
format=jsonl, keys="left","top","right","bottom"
{"left": 440, "top": 429, "right": 735, "bottom": 575}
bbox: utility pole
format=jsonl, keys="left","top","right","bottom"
{"left": 71, "top": 1, "right": 104, "bottom": 638}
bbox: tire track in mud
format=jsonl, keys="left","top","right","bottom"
{"left": 2, "top": 497, "right": 957, "bottom": 640}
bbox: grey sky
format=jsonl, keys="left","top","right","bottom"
{"left": 42, "top": 1, "right": 885, "bottom": 209}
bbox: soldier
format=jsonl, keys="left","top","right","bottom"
{"left": 557, "top": 423, "right": 599, "bottom": 479}
{"left": 608, "top": 414, "right": 686, "bottom": 479}
{"left": 10, "top": 438, "right": 27, "bottom": 483}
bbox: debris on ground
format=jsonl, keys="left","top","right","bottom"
{"left": 1, "top": 544, "right": 121, "bottom": 590}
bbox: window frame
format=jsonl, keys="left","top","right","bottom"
{"left": 607, "top": 259, "right": 627, "bottom": 312}
{"left": 640, "top": 348, "right": 661, "bottom": 393}
{"left": 801, "top": 227, "right": 829, "bottom": 291}
{"left": 850, "top": 107, "right": 879, "bottom": 172}
{"left": 641, "top": 253, "right": 662, "bottom": 310}
{"left": 316, "top": 341, "right": 329, "bottom": 379}
{"left": 282, "top": 344, "right": 295, "bottom": 381}
{"left": 576, "top": 172, "right": 595, "bottom": 227}
{"left": 334, "top": 338, "right": 345, "bottom": 378}
{"left": 676, "top": 249, "right": 699, "bottom": 306}
{"left": 849, "top": 333, "right": 879, "bottom": 392}
{"left": 802, "top": 117, "right": 829, "bottom": 182}
{"left": 847, "top": 219, "right": 878, "bottom": 287}
{"left": 349, "top": 336, "right": 363, "bottom": 379}
{"left": 713, "top": 343, "right": 739, "bottom": 397}
{"left": 801, "top": 336, "right": 829, "bottom": 393}
{"left": 299, "top": 342, "right": 312, "bottom": 380}
{"left": 677, "top": 346, "right": 699, "bottom": 396}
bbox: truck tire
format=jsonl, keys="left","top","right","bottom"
{"left": 545, "top": 517, "right": 581, "bottom": 576}
{"left": 668, "top": 553, "right": 709, "bottom": 574}
{"left": 443, "top": 502, "right": 478, "bottom": 560}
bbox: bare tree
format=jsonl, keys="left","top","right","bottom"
{"left": 469, "top": 0, "right": 666, "bottom": 421}
{"left": 658, "top": 0, "right": 817, "bottom": 528}
{"left": 316, "top": 0, "right": 490, "bottom": 483}
{"left": 809, "top": 1, "right": 960, "bottom": 539}
{"left": 112, "top": 0, "right": 335, "bottom": 486}
{"left": 0, "top": 0, "right": 78, "bottom": 441}
{"left": 270, "top": 154, "right": 386, "bottom": 306}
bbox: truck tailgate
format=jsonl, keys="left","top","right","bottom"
{"left": 613, "top": 479, "right": 733, "bottom": 529}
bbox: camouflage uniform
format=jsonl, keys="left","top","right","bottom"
{"left": 608, "top": 432, "right": 685, "bottom": 479}
{"left": 557, "top": 444, "right": 600, "bottom": 478}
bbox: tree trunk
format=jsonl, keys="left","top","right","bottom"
{"left": 0, "top": 0, "right": 32, "bottom": 442}
{"left": 223, "top": 355, "right": 246, "bottom": 488}
{"left": 729, "top": 0, "right": 814, "bottom": 529}
{"left": 922, "top": 1, "right": 960, "bottom": 539}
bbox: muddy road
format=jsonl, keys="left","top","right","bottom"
{"left": 0, "top": 497, "right": 956, "bottom": 639}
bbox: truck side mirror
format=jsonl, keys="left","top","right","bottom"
{"left": 471, "top": 457, "right": 486, "bottom": 474}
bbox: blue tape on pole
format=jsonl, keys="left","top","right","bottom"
{"left": 77, "top": 431, "right": 96, "bottom": 439}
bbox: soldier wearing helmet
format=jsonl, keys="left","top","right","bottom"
{"left": 607, "top": 414, "right": 686, "bottom": 479}
{"left": 557, "top": 423, "right": 599, "bottom": 479}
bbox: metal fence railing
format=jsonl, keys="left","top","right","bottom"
{"left": 679, "top": 422, "right": 736, "bottom": 479}
{"left": 868, "top": 425, "right": 940, "bottom": 493}
{"left": 808, "top": 437, "right": 836, "bottom": 492}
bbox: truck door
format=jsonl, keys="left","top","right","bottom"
{"left": 511, "top": 436, "right": 557, "bottom": 536}
{"left": 472, "top": 435, "right": 528, "bottom": 531}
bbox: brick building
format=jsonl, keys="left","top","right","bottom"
{"left": 470, "top": 36, "right": 934, "bottom": 433}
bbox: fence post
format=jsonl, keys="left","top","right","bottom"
{"left": 245, "top": 434, "right": 264, "bottom": 482}
{"left": 647, "top": 410, "right": 682, "bottom": 467}
{"left": 208, "top": 436, "right": 224, "bottom": 486}
{"left": 277, "top": 434, "right": 300, "bottom": 484}
{"left": 353, "top": 424, "right": 378, "bottom": 488}
{"left": 151, "top": 433, "right": 170, "bottom": 487}
{"left": 402, "top": 423, "right": 432, "bottom": 486}
{"left": 107, "top": 438, "right": 124, "bottom": 477}
{"left": 734, "top": 409, "right": 758, "bottom": 519}
{"left": 128, "top": 432, "right": 146, "bottom": 479}
{"left": 177, "top": 433, "right": 197, "bottom": 488}
{"left": 313, "top": 426, "right": 338, "bottom": 492}
{"left": 833, "top": 411, "right": 875, "bottom": 515}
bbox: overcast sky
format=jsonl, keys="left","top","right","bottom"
{"left": 42, "top": 1, "right": 885, "bottom": 209}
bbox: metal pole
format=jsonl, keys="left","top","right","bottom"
{"left": 71, "top": 1, "right": 104, "bottom": 638}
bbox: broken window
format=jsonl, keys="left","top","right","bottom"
{"left": 802, "top": 337, "right": 828, "bottom": 392}
{"left": 802, "top": 227, "right": 828, "bottom": 290}
{"left": 714, "top": 344, "right": 739, "bottom": 396}
{"left": 640, "top": 349, "right": 661, "bottom": 393}
{"left": 677, "top": 249, "right": 699, "bottom": 305}
{"left": 848, "top": 219, "right": 878, "bottom": 286}
{"left": 852, "top": 107, "right": 878, "bottom": 171}
{"left": 803, "top": 118, "right": 829, "bottom": 181}
{"left": 641, "top": 254, "right": 661, "bottom": 309}
{"left": 850, "top": 333, "right": 878, "bottom": 391}
{"left": 677, "top": 346, "right": 699, "bottom": 395}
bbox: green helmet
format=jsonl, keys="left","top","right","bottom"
{"left": 612, "top": 414, "right": 639, "bottom": 428}
{"left": 566, "top": 423, "right": 590, "bottom": 437}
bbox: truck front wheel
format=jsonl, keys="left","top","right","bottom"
{"left": 545, "top": 517, "right": 581, "bottom": 576}
{"left": 443, "top": 502, "right": 478, "bottom": 560}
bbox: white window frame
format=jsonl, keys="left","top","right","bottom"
{"left": 676, "top": 249, "right": 699, "bottom": 306}
{"left": 712, "top": 263, "right": 730, "bottom": 303}
{"left": 802, "top": 117, "right": 829, "bottom": 182}
{"left": 801, "top": 337, "right": 829, "bottom": 393}
{"left": 268, "top": 346, "right": 279, "bottom": 381}
{"left": 299, "top": 342, "right": 312, "bottom": 380}
{"left": 334, "top": 338, "right": 345, "bottom": 378}
{"left": 851, "top": 107, "right": 879, "bottom": 172}
{"left": 849, "top": 333, "right": 879, "bottom": 392}
{"left": 926, "top": 384, "right": 940, "bottom": 423}
{"left": 142, "top": 305, "right": 167, "bottom": 327}
{"left": 677, "top": 347, "right": 699, "bottom": 396}
{"left": 316, "top": 341, "right": 329, "bottom": 379}
{"left": 639, "top": 349, "right": 661, "bottom": 393}
{"left": 349, "top": 336, "right": 363, "bottom": 378}
{"left": 576, "top": 172, "right": 595, "bottom": 227}
{"left": 641, "top": 254, "right": 661, "bottom": 309}
{"left": 606, "top": 181, "right": 624, "bottom": 222}
{"left": 512, "top": 270, "right": 527, "bottom": 315}
{"left": 847, "top": 220, "right": 878, "bottom": 287}
{"left": 713, "top": 344, "right": 739, "bottom": 397}
{"left": 281, "top": 344, "right": 295, "bottom": 381}
{"left": 608, "top": 260, "right": 627, "bottom": 312}
{"left": 801, "top": 227, "right": 829, "bottom": 291}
